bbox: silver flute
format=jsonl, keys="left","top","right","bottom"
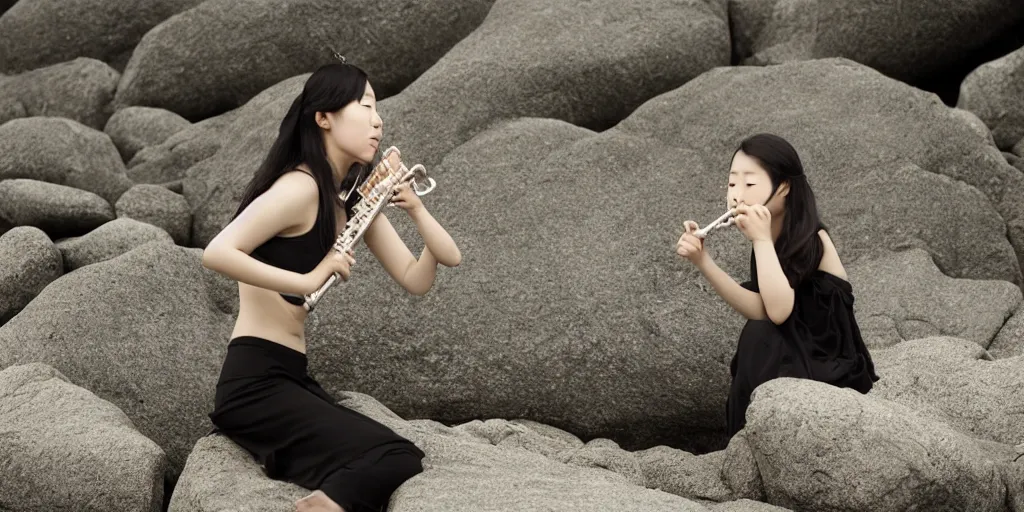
{"left": 693, "top": 208, "right": 737, "bottom": 239}
{"left": 290, "top": 146, "right": 436, "bottom": 312}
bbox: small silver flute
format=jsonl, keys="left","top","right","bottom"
{"left": 286, "top": 146, "right": 436, "bottom": 312}
{"left": 693, "top": 208, "right": 737, "bottom": 239}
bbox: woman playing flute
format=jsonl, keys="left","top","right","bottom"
{"left": 676, "top": 133, "right": 878, "bottom": 436}
{"left": 201, "top": 61, "right": 461, "bottom": 512}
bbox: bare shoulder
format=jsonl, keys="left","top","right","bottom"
{"left": 210, "top": 170, "right": 319, "bottom": 251}
{"left": 272, "top": 168, "right": 318, "bottom": 195}
{"left": 817, "top": 229, "right": 848, "bottom": 281}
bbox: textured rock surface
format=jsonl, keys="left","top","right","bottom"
{"left": 729, "top": 0, "right": 1024, "bottom": 88}
{"left": 730, "top": 378, "right": 1022, "bottom": 511}
{"left": 114, "top": 0, "right": 498, "bottom": 119}
{"left": 56, "top": 218, "right": 175, "bottom": 271}
{"left": 0, "top": 179, "right": 115, "bottom": 238}
{"left": 0, "top": 227, "right": 61, "bottom": 325}
{"left": 115, "top": 184, "right": 192, "bottom": 245}
{"left": 104, "top": 106, "right": 190, "bottom": 161}
{"left": 0, "top": 242, "right": 237, "bottom": 473}
{"left": 0, "top": 117, "right": 133, "bottom": 203}
{"left": 871, "top": 337, "right": 1024, "bottom": 446}
{"left": 0, "top": 58, "right": 120, "bottom": 129}
{"left": 0, "top": 363, "right": 166, "bottom": 512}
{"left": 959, "top": 45, "right": 1024, "bottom": 149}
{"left": 989, "top": 303, "right": 1024, "bottom": 359}
{"left": 849, "top": 249, "right": 1022, "bottom": 349}
{"left": 0, "top": 0, "right": 205, "bottom": 73}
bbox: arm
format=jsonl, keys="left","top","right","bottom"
{"left": 362, "top": 208, "right": 461, "bottom": 296}
{"left": 752, "top": 239, "right": 795, "bottom": 324}
{"left": 695, "top": 255, "right": 768, "bottom": 321}
{"left": 201, "top": 172, "right": 320, "bottom": 296}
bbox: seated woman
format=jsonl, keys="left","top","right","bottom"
{"left": 675, "top": 133, "right": 879, "bottom": 436}
{"left": 202, "top": 61, "right": 461, "bottom": 511}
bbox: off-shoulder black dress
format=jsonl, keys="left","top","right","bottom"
{"left": 727, "top": 248, "right": 879, "bottom": 435}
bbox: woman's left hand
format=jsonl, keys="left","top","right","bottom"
{"left": 390, "top": 182, "right": 424, "bottom": 213}
{"left": 734, "top": 204, "right": 772, "bottom": 242}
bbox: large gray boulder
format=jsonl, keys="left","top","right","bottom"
{"left": 376, "top": 0, "right": 731, "bottom": 168}
{"left": 115, "top": 184, "right": 192, "bottom": 245}
{"left": 0, "top": 227, "right": 62, "bottom": 325}
{"left": 114, "top": 0, "right": 498, "bottom": 119}
{"left": 0, "top": 0, "right": 205, "bottom": 73}
{"left": 0, "top": 58, "right": 120, "bottom": 130}
{"left": 729, "top": 0, "right": 1024, "bottom": 87}
{"left": 849, "top": 249, "right": 1022, "bottom": 349}
{"left": 959, "top": 45, "right": 1024, "bottom": 150}
{"left": 55, "top": 218, "right": 175, "bottom": 271}
{"left": 990, "top": 304, "right": 1024, "bottom": 359}
{"left": 0, "top": 362, "right": 167, "bottom": 512}
{"left": 104, "top": 106, "right": 191, "bottom": 161}
{"left": 0, "top": 179, "right": 115, "bottom": 238}
{"left": 0, "top": 242, "right": 237, "bottom": 473}
{"left": 724, "top": 378, "right": 1022, "bottom": 511}
{"left": 871, "top": 337, "right": 1024, "bottom": 447}
{"left": 0, "top": 117, "right": 134, "bottom": 204}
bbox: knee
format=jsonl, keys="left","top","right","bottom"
{"left": 392, "top": 450, "right": 424, "bottom": 481}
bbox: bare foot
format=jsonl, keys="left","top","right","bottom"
{"left": 295, "top": 490, "right": 345, "bottom": 512}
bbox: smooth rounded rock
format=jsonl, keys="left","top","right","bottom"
{"left": 0, "top": 58, "right": 119, "bottom": 130}
{"left": 105, "top": 106, "right": 190, "bottom": 161}
{"left": 0, "top": 179, "right": 115, "bottom": 239}
{"left": 115, "top": 184, "right": 192, "bottom": 245}
{"left": 0, "top": 226, "right": 61, "bottom": 325}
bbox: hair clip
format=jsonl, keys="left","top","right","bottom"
{"left": 331, "top": 50, "right": 346, "bottom": 64}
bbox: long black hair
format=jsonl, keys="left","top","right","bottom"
{"left": 232, "top": 62, "right": 373, "bottom": 252}
{"left": 736, "top": 133, "right": 825, "bottom": 288}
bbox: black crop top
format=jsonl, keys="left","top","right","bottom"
{"left": 250, "top": 183, "right": 330, "bottom": 306}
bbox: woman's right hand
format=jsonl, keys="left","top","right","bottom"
{"left": 676, "top": 221, "right": 707, "bottom": 266}
{"left": 303, "top": 249, "right": 355, "bottom": 294}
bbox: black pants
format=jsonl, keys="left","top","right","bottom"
{"left": 208, "top": 336, "right": 424, "bottom": 511}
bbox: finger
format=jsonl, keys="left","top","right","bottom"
{"left": 683, "top": 220, "right": 698, "bottom": 234}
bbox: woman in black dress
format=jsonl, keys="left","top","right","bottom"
{"left": 675, "top": 133, "right": 878, "bottom": 436}
{"left": 201, "top": 62, "right": 461, "bottom": 511}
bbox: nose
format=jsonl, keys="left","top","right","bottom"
{"left": 371, "top": 111, "right": 382, "bottom": 129}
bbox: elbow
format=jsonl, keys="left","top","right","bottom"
{"left": 446, "top": 250, "right": 462, "bottom": 267}
{"left": 201, "top": 246, "right": 218, "bottom": 271}
{"left": 202, "top": 243, "right": 231, "bottom": 273}
{"left": 765, "top": 305, "right": 793, "bottom": 325}
{"left": 438, "top": 245, "right": 461, "bottom": 267}
{"left": 407, "top": 282, "right": 432, "bottom": 296}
